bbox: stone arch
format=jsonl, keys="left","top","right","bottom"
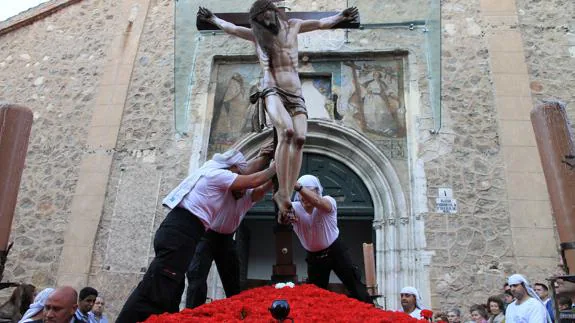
{"left": 234, "top": 119, "right": 430, "bottom": 309}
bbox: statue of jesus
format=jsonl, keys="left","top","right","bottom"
{"left": 198, "top": 0, "right": 359, "bottom": 218}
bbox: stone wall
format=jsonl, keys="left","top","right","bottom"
{"left": 0, "top": 0, "right": 565, "bottom": 320}
{"left": 516, "top": 0, "right": 575, "bottom": 121}
{"left": 425, "top": 0, "right": 561, "bottom": 316}
{"left": 86, "top": 0, "right": 194, "bottom": 318}
{"left": 0, "top": 0, "right": 119, "bottom": 288}
{"left": 425, "top": 0, "right": 515, "bottom": 311}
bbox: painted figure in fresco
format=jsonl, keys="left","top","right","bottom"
{"left": 213, "top": 72, "right": 252, "bottom": 138}
{"left": 197, "top": 0, "right": 358, "bottom": 218}
{"left": 362, "top": 71, "right": 396, "bottom": 135}
{"left": 344, "top": 61, "right": 405, "bottom": 137}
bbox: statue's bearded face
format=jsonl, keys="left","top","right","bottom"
{"left": 256, "top": 9, "right": 279, "bottom": 35}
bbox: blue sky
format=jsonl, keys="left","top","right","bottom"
{"left": 0, "top": 0, "right": 49, "bottom": 22}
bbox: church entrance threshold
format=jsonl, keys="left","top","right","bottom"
{"left": 237, "top": 153, "right": 375, "bottom": 296}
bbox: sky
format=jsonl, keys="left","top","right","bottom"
{"left": 0, "top": 0, "right": 49, "bottom": 22}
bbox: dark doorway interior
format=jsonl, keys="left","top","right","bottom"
{"left": 237, "top": 153, "right": 375, "bottom": 294}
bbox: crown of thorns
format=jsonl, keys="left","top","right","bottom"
{"left": 249, "top": 0, "right": 278, "bottom": 20}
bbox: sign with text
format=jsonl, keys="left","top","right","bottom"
{"left": 436, "top": 198, "right": 457, "bottom": 214}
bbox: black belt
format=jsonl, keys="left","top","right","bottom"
{"left": 307, "top": 237, "right": 340, "bottom": 259}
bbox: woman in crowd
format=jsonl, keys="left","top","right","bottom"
{"left": 447, "top": 308, "right": 462, "bottom": 323}
{"left": 486, "top": 296, "right": 505, "bottom": 323}
{"left": 470, "top": 304, "right": 489, "bottom": 323}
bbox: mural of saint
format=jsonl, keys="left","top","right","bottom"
{"left": 211, "top": 71, "right": 258, "bottom": 145}
{"left": 343, "top": 61, "right": 406, "bottom": 137}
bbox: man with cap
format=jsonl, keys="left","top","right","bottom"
{"left": 185, "top": 144, "right": 275, "bottom": 308}
{"left": 283, "top": 174, "right": 371, "bottom": 304}
{"left": 400, "top": 286, "right": 426, "bottom": 319}
{"left": 116, "top": 149, "right": 276, "bottom": 323}
{"left": 74, "top": 287, "right": 97, "bottom": 323}
{"left": 19, "top": 288, "right": 54, "bottom": 323}
{"left": 505, "top": 274, "right": 551, "bottom": 322}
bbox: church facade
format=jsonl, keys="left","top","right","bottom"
{"left": 0, "top": 0, "right": 572, "bottom": 318}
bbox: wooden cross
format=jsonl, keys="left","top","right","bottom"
{"left": 196, "top": 4, "right": 360, "bottom": 284}
{"left": 196, "top": 11, "right": 360, "bottom": 31}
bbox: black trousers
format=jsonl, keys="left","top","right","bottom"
{"left": 116, "top": 207, "right": 206, "bottom": 323}
{"left": 186, "top": 229, "right": 241, "bottom": 308}
{"left": 305, "top": 237, "right": 372, "bottom": 304}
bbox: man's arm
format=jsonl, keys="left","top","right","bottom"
{"left": 251, "top": 180, "right": 274, "bottom": 202}
{"left": 244, "top": 141, "right": 275, "bottom": 174}
{"left": 229, "top": 162, "right": 276, "bottom": 191}
{"left": 198, "top": 7, "right": 255, "bottom": 41}
{"left": 296, "top": 7, "right": 359, "bottom": 33}
{"left": 294, "top": 183, "right": 333, "bottom": 212}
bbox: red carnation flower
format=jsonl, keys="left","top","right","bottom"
{"left": 144, "top": 284, "right": 430, "bottom": 322}
{"left": 421, "top": 309, "right": 433, "bottom": 320}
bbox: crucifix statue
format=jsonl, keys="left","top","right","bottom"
{"left": 196, "top": 0, "right": 360, "bottom": 283}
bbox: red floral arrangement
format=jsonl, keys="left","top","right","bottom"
{"left": 420, "top": 309, "right": 433, "bottom": 321}
{"left": 144, "top": 284, "right": 429, "bottom": 322}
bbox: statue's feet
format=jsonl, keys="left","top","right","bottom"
{"left": 277, "top": 208, "right": 297, "bottom": 224}
{"left": 273, "top": 192, "right": 292, "bottom": 214}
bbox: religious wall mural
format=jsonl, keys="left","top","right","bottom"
{"left": 341, "top": 60, "right": 406, "bottom": 138}
{"left": 208, "top": 56, "right": 407, "bottom": 159}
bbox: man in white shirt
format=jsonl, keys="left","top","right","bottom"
{"left": 283, "top": 174, "right": 371, "bottom": 303}
{"left": 185, "top": 146, "right": 275, "bottom": 308}
{"left": 399, "top": 286, "right": 426, "bottom": 319}
{"left": 505, "top": 274, "right": 551, "bottom": 323}
{"left": 116, "top": 149, "right": 276, "bottom": 323}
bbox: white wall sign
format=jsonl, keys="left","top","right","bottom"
{"left": 436, "top": 188, "right": 456, "bottom": 213}
{"left": 436, "top": 198, "right": 457, "bottom": 214}
{"left": 438, "top": 188, "right": 453, "bottom": 198}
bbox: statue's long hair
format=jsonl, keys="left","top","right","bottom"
{"left": 249, "top": 0, "right": 287, "bottom": 58}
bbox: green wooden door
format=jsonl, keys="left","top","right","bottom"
{"left": 239, "top": 153, "right": 375, "bottom": 285}
{"left": 246, "top": 152, "right": 374, "bottom": 220}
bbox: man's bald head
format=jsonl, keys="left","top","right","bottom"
{"left": 44, "top": 286, "right": 78, "bottom": 323}
{"left": 52, "top": 286, "right": 77, "bottom": 302}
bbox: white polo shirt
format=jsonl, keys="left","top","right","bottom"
{"left": 399, "top": 308, "right": 422, "bottom": 319}
{"left": 291, "top": 196, "right": 339, "bottom": 252}
{"left": 505, "top": 297, "right": 548, "bottom": 323}
{"left": 209, "top": 189, "right": 254, "bottom": 234}
{"left": 176, "top": 168, "right": 238, "bottom": 229}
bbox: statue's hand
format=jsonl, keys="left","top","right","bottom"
{"left": 278, "top": 209, "right": 297, "bottom": 224}
{"left": 341, "top": 7, "right": 359, "bottom": 21}
{"left": 287, "top": 212, "right": 298, "bottom": 224}
{"left": 197, "top": 6, "right": 214, "bottom": 21}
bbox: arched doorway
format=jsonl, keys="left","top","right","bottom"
{"left": 237, "top": 152, "right": 374, "bottom": 290}
{"left": 230, "top": 120, "right": 431, "bottom": 309}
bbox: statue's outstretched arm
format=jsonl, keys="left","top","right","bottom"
{"left": 197, "top": 6, "right": 255, "bottom": 41}
{"left": 297, "top": 6, "right": 359, "bottom": 33}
